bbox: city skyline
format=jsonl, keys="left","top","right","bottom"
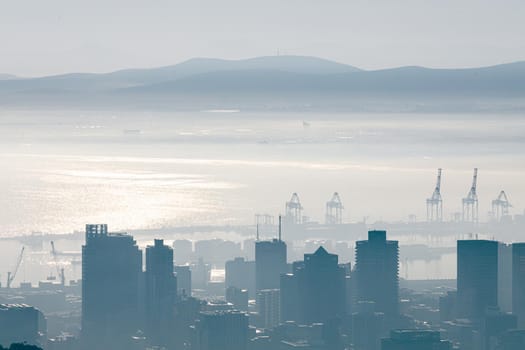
{"left": 1, "top": 1, "right": 524, "bottom": 349}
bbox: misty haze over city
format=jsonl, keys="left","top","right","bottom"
{"left": 1, "top": 1, "right": 525, "bottom": 350}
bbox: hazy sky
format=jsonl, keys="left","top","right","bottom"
{"left": 2, "top": 0, "right": 524, "bottom": 76}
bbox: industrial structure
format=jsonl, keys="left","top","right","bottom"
{"left": 6, "top": 247, "right": 25, "bottom": 289}
{"left": 426, "top": 168, "right": 443, "bottom": 222}
{"left": 285, "top": 193, "right": 303, "bottom": 224}
{"left": 462, "top": 168, "right": 479, "bottom": 223}
{"left": 254, "top": 214, "right": 274, "bottom": 226}
{"left": 325, "top": 192, "right": 344, "bottom": 224}
{"left": 50, "top": 241, "right": 65, "bottom": 286}
{"left": 492, "top": 190, "right": 512, "bottom": 222}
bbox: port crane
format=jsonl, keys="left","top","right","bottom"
{"left": 462, "top": 168, "right": 479, "bottom": 223}
{"left": 492, "top": 190, "right": 512, "bottom": 221}
{"left": 50, "top": 241, "right": 65, "bottom": 286}
{"left": 7, "top": 247, "right": 25, "bottom": 288}
{"left": 325, "top": 192, "right": 344, "bottom": 224}
{"left": 426, "top": 168, "right": 443, "bottom": 222}
{"left": 285, "top": 193, "right": 303, "bottom": 224}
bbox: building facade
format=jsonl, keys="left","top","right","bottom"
{"left": 457, "top": 240, "right": 498, "bottom": 320}
{"left": 354, "top": 230, "right": 399, "bottom": 320}
{"left": 81, "top": 224, "right": 142, "bottom": 349}
{"left": 255, "top": 239, "right": 287, "bottom": 292}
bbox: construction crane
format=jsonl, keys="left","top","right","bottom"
{"left": 325, "top": 192, "right": 344, "bottom": 224}
{"left": 50, "top": 241, "right": 65, "bottom": 286}
{"left": 462, "top": 168, "right": 479, "bottom": 223}
{"left": 285, "top": 193, "right": 303, "bottom": 224}
{"left": 7, "top": 247, "right": 25, "bottom": 289}
{"left": 492, "top": 190, "right": 512, "bottom": 222}
{"left": 426, "top": 168, "right": 443, "bottom": 222}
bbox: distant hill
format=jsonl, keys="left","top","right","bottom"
{"left": 122, "top": 62, "right": 525, "bottom": 96}
{"left": 0, "top": 57, "right": 524, "bottom": 112}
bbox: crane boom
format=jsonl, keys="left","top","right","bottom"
{"left": 7, "top": 247, "right": 25, "bottom": 288}
{"left": 462, "top": 168, "right": 479, "bottom": 223}
{"left": 426, "top": 168, "right": 443, "bottom": 222}
{"left": 470, "top": 168, "right": 478, "bottom": 196}
{"left": 50, "top": 241, "right": 65, "bottom": 286}
{"left": 433, "top": 168, "right": 442, "bottom": 194}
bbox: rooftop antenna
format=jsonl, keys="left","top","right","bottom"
{"left": 278, "top": 215, "right": 282, "bottom": 242}
{"left": 256, "top": 223, "right": 260, "bottom": 241}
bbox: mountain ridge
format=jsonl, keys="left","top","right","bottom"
{"left": 0, "top": 56, "right": 524, "bottom": 111}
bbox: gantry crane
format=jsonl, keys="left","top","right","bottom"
{"left": 325, "top": 192, "right": 344, "bottom": 224}
{"left": 7, "top": 247, "right": 25, "bottom": 289}
{"left": 492, "top": 190, "right": 512, "bottom": 222}
{"left": 426, "top": 168, "right": 443, "bottom": 222}
{"left": 50, "top": 241, "right": 65, "bottom": 286}
{"left": 285, "top": 193, "right": 303, "bottom": 224}
{"left": 462, "top": 168, "right": 479, "bottom": 223}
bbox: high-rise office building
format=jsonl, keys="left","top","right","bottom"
{"left": 195, "top": 239, "right": 242, "bottom": 266}
{"left": 302, "top": 246, "right": 346, "bottom": 324}
{"left": 280, "top": 272, "right": 300, "bottom": 323}
{"left": 480, "top": 309, "right": 517, "bottom": 350}
{"left": 0, "top": 304, "right": 45, "bottom": 348}
{"left": 498, "top": 329, "right": 525, "bottom": 350}
{"left": 512, "top": 243, "right": 525, "bottom": 328}
{"left": 192, "top": 311, "right": 249, "bottom": 350}
{"left": 175, "top": 265, "right": 192, "bottom": 297}
{"left": 226, "top": 287, "right": 249, "bottom": 312}
{"left": 280, "top": 246, "right": 347, "bottom": 324}
{"left": 257, "top": 289, "right": 280, "bottom": 329}
{"left": 352, "top": 302, "right": 386, "bottom": 350}
{"left": 173, "top": 239, "right": 193, "bottom": 265}
{"left": 255, "top": 239, "right": 287, "bottom": 292}
{"left": 354, "top": 230, "right": 399, "bottom": 319}
{"left": 145, "top": 239, "right": 177, "bottom": 346}
{"left": 457, "top": 240, "right": 498, "bottom": 319}
{"left": 81, "top": 224, "right": 142, "bottom": 349}
{"left": 381, "top": 330, "right": 452, "bottom": 350}
{"left": 225, "top": 257, "right": 256, "bottom": 298}
{"left": 499, "top": 243, "right": 513, "bottom": 313}
{"left": 191, "top": 258, "right": 211, "bottom": 290}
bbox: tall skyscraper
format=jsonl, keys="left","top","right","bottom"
{"left": 192, "top": 311, "right": 249, "bottom": 350}
{"left": 280, "top": 246, "right": 347, "bottom": 325}
{"left": 354, "top": 230, "right": 399, "bottom": 320}
{"left": 255, "top": 239, "right": 287, "bottom": 292}
{"left": 145, "top": 239, "right": 177, "bottom": 346}
{"left": 457, "top": 240, "right": 498, "bottom": 320}
{"left": 81, "top": 224, "right": 142, "bottom": 349}
{"left": 499, "top": 243, "right": 513, "bottom": 313}
{"left": 512, "top": 243, "right": 525, "bottom": 328}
